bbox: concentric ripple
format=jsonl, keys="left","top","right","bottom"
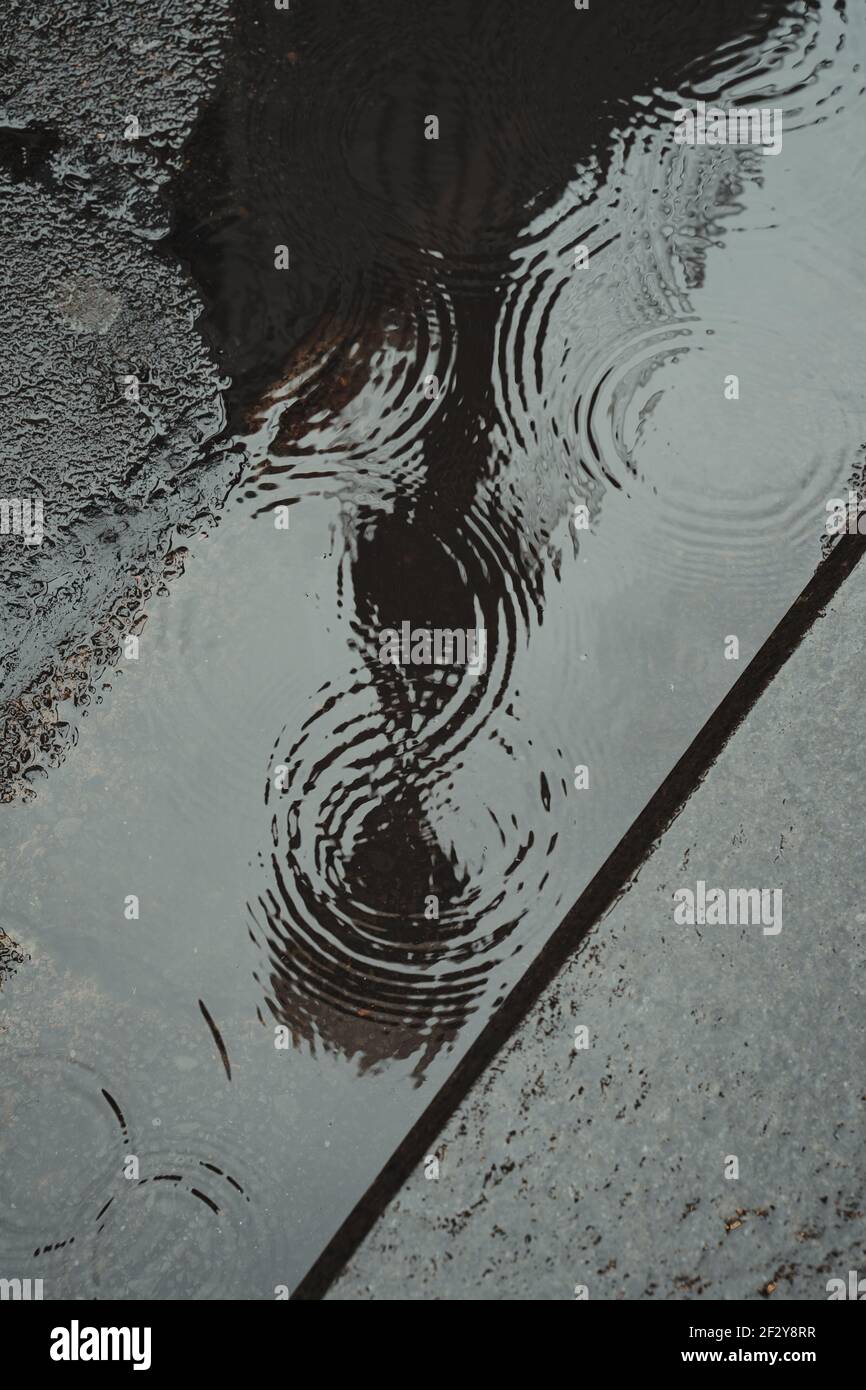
{"left": 213, "top": 0, "right": 866, "bottom": 1079}
{"left": 74, "top": 1139, "right": 278, "bottom": 1301}
{"left": 247, "top": 525, "right": 556, "bottom": 1076}
{"left": 0, "top": 1054, "right": 130, "bottom": 1270}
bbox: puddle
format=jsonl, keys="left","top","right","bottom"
{"left": 2, "top": 0, "right": 865, "bottom": 1296}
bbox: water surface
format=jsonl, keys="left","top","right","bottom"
{"left": 2, "top": 0, "right": 865, "bottom": 1296}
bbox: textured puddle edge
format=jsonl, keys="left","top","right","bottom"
{"left": 291, "top": 530, "right": 866, "bottom": 1299}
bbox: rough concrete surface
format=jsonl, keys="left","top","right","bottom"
{"left": 330, "top": 556, "right": 866, "bottom": 1301}
{"left": 0, "top": 0, "right": 236, "bottom": 798}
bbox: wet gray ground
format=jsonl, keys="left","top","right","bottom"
{"left": 2, "top": 0, "right": 865, "bottom": 1301}
{"left": 331, "top": 557, "right": 866, "bottom": 1301}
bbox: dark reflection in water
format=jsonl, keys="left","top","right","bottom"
{"left": 174, "top": 0, "right": 805, "bottom": 412}
{"left": 170, "top": 0, "right": 819, "bottom": 1076}
{"left": 2, "top": 0, "right": 864, "bottom": 1301}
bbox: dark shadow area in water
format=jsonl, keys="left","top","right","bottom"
{"left": 172, "top": 0, "right": 800, "bottom": 415}
{"left": 168, "top": 0, "right": 809, "bottom": 1075}
{"left": 3, "top": 0, "right": 863, "bottom": 1300}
